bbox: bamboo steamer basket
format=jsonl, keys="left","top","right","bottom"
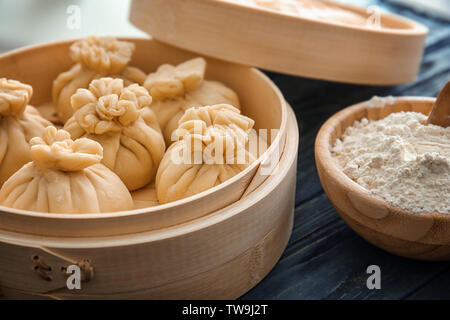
{"left": 0, "top": 38, "right": 298, "bottom": 298}
{"left": 130, "top": 0, "right": 428, "bottom": 85}
{"left": 0, "top": 38, "right": 288, "bottom": 237}
{"left": 0, "top": 103, "right": 298, "bottom": 300}
{"left": 315, "top": 97, "right": 450, "bottom": 261}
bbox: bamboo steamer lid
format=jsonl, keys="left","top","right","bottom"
{"left": 129, "top": 0, "right": 428, "bottom": 85}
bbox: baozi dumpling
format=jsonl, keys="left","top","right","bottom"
{"left": 0, "top": 78, "right": 52, "bottom": 186}
{"left": 0, "top": 126, "right": 133, "bottom": 213}
{"left": 144, "top": 58, "right": 240, "bottom": 146}
{"left": 64, "top": 77, "right": 166, "bottom": 191}
{"left": 53, "top": 36, "right": 147, "bottom": 122}
{"left": 155, "top": 104, "right": 255, "bottom": 204}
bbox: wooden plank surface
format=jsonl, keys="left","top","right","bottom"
{"left": 242, "top": 0, "right": 450, "bottom": 300}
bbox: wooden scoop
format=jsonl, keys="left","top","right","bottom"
{"left": 426, "top": 81, "right": 450, "bottom": 127}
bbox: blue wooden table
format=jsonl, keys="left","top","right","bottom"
{"left": 242, "top": 0, "right": 450, "bottom": 300}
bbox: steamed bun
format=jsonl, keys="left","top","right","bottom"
{"left": 53, "top": 36, "right": 147, "bottom": 122}
{"left": 0, "top": 126, "right": 133, "bottom": 213}
{"left": 155, "top": 104, "right": 255, "bottom": 204}
{"left": 64, "top": 77, "right": 166, "bottom": 191}
{"left": 0, "top": 78, "right": 52, "bottom": 186}
{"left": 144, "top": 58, "right": 240, "bottom": 146}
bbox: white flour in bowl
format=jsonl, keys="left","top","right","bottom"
{"left": 332, "top": 111, "right": 450, "bottom": 214}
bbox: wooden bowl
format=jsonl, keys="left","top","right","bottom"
{"left": 315, "top": 97, "right": 450, "bottom": 261}
{"left": 130, "top": 0, "right": 428, "bottom": 85}
{"left": 0, "top": 38, "right": 288, "bottom": 237}
{"left": 0, "top": 103, "right": 298, "bottom": 300}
